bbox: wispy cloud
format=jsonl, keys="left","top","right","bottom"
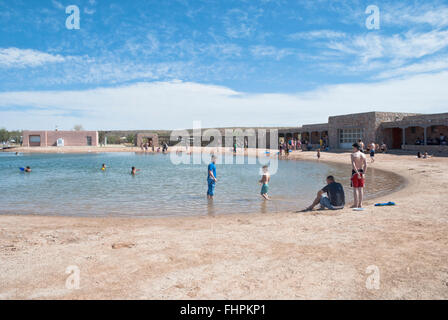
{"left": 375, "top": 55, "right": 448, "bottom": 79}
{"left": 250, "top": 45, "right": 293, "bottom": 60}
{"left": 0, "top": 48, "right": 65, "bottom": 68}
{"left": 51, "top": 0, "right": 64, "bottom": 10}
{"left": 287, "top": 30, "right": 347, "bottom": 41}
{"left": 223, "top": 8, "right": 262, "bottom": 39}
{"left": 382, "top": 3, "right": 448, "bottom": 28}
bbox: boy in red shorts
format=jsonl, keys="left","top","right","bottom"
{"left": 351, "top": 143, "right": 367, "bottom": 209}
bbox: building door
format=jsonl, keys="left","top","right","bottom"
{"left": 86, "top": 136, "right": 92, "bottom": 146}
{"left": 392, "top": 128, "right": 402, "bottom": 149}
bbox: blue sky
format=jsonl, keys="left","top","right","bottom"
{"left": 0, "top": 0, "right": 448, "bottom": 130}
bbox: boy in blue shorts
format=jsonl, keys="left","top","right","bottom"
{"left": 207, "top": 155, "right": 218, "bottom": 199}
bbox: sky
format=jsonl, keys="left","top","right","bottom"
{"left": 0, "top": 0, "right": 447, "bottom": 130}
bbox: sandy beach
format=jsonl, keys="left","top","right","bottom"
{"left": 1, "top": 150, "right": 447, "bottom": 299}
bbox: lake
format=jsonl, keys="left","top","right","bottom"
{"left": 0, "top": 152, "right": 403, "bottom": 217}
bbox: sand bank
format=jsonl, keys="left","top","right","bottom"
{"left": 0, "top": 151, "right": 447, "bottom": 299}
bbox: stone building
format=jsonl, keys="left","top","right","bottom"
{"left": 289, "top": 111, "right": 448, "bottom": 151}
{"left": 22, "top": 130, "right": 99, "bottom": 147}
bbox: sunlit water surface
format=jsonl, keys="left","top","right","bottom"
{"left": 0, "top": 152, "right": 404, "bottom": 217}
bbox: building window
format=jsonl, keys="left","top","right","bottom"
{"left": 86, "top": 136, "right": 92, "bottom": 146}
{"left": 339, "top": 129, "right": 363, "bottom": 144}
{"left": 411, "top": 127, "right": 416, "bottom": 134}
{"left": 29, "top": 135, "right": 41, "bottom": 143}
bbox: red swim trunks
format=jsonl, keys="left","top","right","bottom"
{"left": 351, "top": 172, "right": 365, "bottom": 188}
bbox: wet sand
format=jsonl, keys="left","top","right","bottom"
{"left": 1, "top": 150, "right": 447, "bottom": 299}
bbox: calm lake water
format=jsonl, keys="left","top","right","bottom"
{"left": 0, "top": 152, "right": 404, "bottom": 217}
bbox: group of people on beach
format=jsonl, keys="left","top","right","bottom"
{"left": 415, "top": 133, "right": 446, "bottom": 146}
{"left": 140, "top": 141, "right": 169, "bottom": 153}
{"left": 205, "top": 141, "right": 368, "bottom": 211}
{"left": 301, "top": 142, "right": 367, "bottom": 211}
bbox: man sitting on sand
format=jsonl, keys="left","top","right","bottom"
{"left": 300, "top": 176, "right": 345, "bottom": 212}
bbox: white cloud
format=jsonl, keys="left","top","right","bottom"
{"left": 0, "top": 48, "right": 65, "bottom": 68}
{"left": 84, "top": 8, "right": 96, "bottom": 15}
{"left": 250, "top": 45, "right": 293, "bottom": 60}
{"left": 383, "top": 4, "right": 448, "bottom": 28}
{"left": 287, "top": 30, "right": 347, "bottom": 41}
{"left": 51, "top": 0, "right": 64, "bottom": 10}
{"left": 375, "top": 56, "right": 448, "bottom": 79}
{"left": 223, "top": 8, "right": 261, "bottom": 39}
{"left": 1, "top": 72, "right": 447, "bottom": 130}
{"left": 328, "top": 29, "right": 448, "bottom": 63}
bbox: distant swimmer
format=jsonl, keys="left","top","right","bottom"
{"left": 259, "top": 165, "right": 270, "bottom": 200}
{"left": 20, "top": 166, "right": 31, "bottom": 172}
{"left": 101, "top": 163, "right": 106, "bottom": 171}
{"left": 131, "top": 166, "right": 140, "bottom": 175}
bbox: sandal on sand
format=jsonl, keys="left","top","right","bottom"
{"left": 297, "top": 208, "right": 313, "bottom": 213}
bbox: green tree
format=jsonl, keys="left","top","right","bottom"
{"left": 73, "top": 124, "right": 84, "bottom": 131}
{"left": 98, "top": 131, "right": 106, "bottom": 145}
{"left": 0, "top": 128, "right": 9, "bottom": 143}
{"left": 126, "top": 134, "right": 135, "bottom": 144}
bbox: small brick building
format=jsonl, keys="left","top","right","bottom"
{"left": 22, "top": 130, "right": 99, "bottom": 147}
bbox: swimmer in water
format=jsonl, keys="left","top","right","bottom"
{"left": 101, "top": 163, "right": 106, "bottom": 171}
{"left": 131, "top": 166, "right": 140, "bottom": 175}
{"left": 24, "top": 166, "right": 31, "bottom": 172}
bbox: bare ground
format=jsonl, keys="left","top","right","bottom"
{"left": 1, "top": 151, "right": 447, "bottom": 299}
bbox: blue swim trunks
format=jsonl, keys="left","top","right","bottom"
{"left": 260, "top": 184, "right": 269, "bottom": 195}
{"left": 207, "top": 179, "right": 216, "bottom": 196}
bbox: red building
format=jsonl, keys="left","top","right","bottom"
{"left": 22, "top": 130, "right": 99, "bottom": 147}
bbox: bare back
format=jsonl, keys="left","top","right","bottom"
{"left": 351, "top": 151, "right": 367, "bottom": 172}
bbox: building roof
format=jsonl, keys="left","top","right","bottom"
{"left": 381, "top": 112, "right": 448, "bottom": 128}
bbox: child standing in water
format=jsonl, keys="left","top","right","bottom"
{"left": 131, "top": 166, "right": 140, "bottom": 175}
{"left": 207, "top": 155, "right": 218, "bottom": 199}
{"left": 259, "top": 165, "right": 270, "bottom": 200}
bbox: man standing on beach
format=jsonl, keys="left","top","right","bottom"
{"left": 351, "top": 143, "right": 367, "bottom": 209}
{"left": 358, "top": 139, "right": 365, "bottom": 152}
{"left": 369, "top": 142, "right": 376, "bottom": 163}
{"left": 207, "top": 155, "right": 218, "bottom": 199}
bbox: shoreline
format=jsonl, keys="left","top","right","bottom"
{"left": 1, "top": 151, "right": 447, "bottom": 299}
